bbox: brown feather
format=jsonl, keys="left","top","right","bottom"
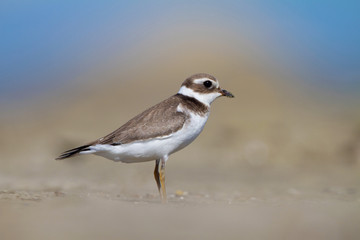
{"left": 95, "top": 94, "right": 208, "bottom": 145}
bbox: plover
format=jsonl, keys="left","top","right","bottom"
{"left": 56, "top": 73, "right": 234, "bottom": 202}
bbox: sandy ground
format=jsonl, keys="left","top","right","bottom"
{"left": 1, "top": 192, "right": 359, "bottom": 240}
{"left": 1, "top": 163, "right": 359, "bottom": 240}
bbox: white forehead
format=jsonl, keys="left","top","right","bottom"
{"left": 193, "top": 78, "right": 219, "bottom": 88}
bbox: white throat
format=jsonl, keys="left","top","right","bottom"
{"left": 178, "top": 86, "right": 221, "bottom": 106}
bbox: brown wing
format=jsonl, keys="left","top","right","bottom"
{"left": 95, "top": 95, "right": 187, "bottom": 145}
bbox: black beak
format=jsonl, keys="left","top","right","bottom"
{"left": 220, "top": 88, "right": 234, "bottom": 98}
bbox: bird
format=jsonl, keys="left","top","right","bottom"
{"left": 56, "top": 73, "right": 234, "bottom": 202}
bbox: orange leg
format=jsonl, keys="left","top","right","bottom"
{"left": 154, "top": 157, "right": 167, "bottom": 203}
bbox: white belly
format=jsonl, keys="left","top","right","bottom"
{"left": 89, "top": 112, "right": 209, "bottom": 163}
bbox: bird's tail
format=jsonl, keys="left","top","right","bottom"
{"left": 56, "top": 144, "right": 93, "bottom": 160}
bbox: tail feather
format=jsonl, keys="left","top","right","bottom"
{"left": 56, "top": 144, "right": 92, "bottom": 160}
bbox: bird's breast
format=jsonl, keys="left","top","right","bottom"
{"left": 169, "top": 111, "right": 210, "bottom": 152}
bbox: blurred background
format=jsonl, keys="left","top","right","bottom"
{"left": 1, "top": 1, "right": 360, "bottom": 239}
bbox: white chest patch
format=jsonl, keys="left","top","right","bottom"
{"left": 174, "top": 103, "right": 210, "bottom": 151}
{"left": 88, "top": 104, "right": 210, "bottom": 163}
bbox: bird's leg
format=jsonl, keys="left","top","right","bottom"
{"left": 159, "top": 158, "right": 167, "bottom": 203}
{"left": 154, "top": 159, "right": 161, "bottom": 194}
{"left": 154, "top": 157, "right": 167, "bottom": 203}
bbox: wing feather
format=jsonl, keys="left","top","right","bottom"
{"left": 96, "top": 95, "right": 187, "bottom": 145}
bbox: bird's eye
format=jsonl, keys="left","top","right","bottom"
{"left": 203, "top": 80, "right": 212, "bottom": 88}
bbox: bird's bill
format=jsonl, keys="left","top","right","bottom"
{"left": 219, "top": 88, "right": 234, "bottom": 98}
